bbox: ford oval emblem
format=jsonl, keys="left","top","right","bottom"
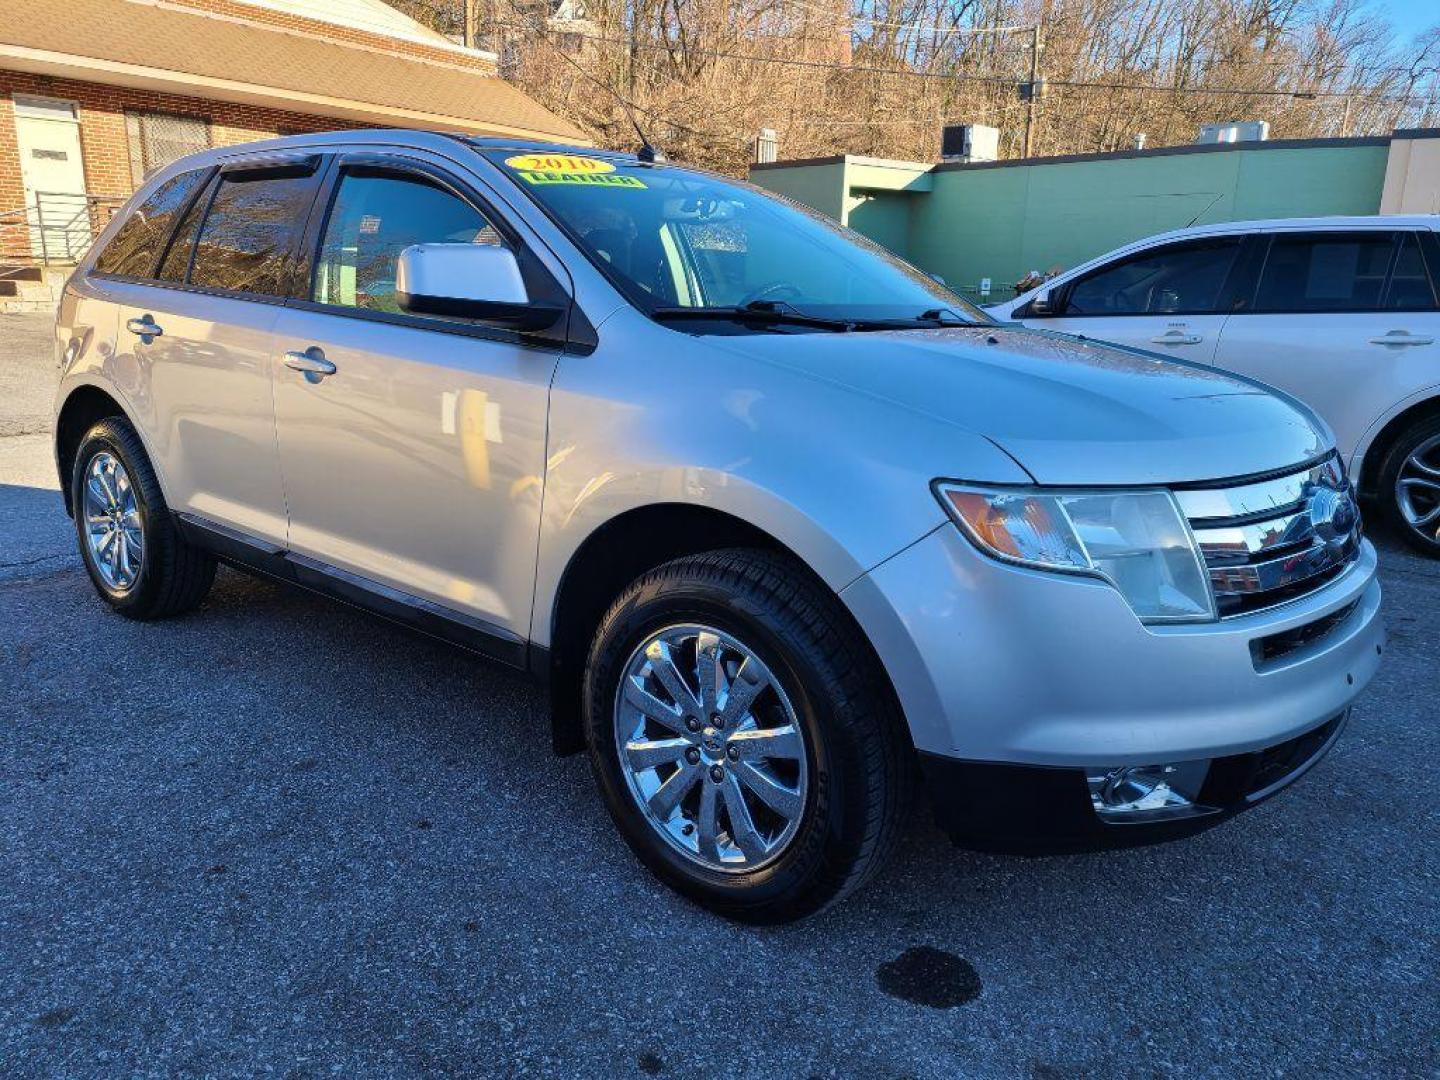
{"left": 1309, "top": 486, "right": 1358, "bottom": 551}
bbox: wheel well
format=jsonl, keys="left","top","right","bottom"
{"left": 55, "top": 386, "right": 127, "bottom": 517}
{"left": 543, "top": 503, "right": 909, "bottom": 760}
{"left": 1356, "top": 396, "right": 1440, "bottom": 499}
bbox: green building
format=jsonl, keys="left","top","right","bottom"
{"left": 749, "top": 129, "right": 1440, "bottom": 301}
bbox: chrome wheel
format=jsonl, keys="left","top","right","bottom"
{"left": 614, "top": 624, "right": 809, "bottom": 874}
{"left": 83, "top": 451, "right": 143, "bottom": 592}
{"left": 1396, "top": 434, "right": 1440, "bottom": 544}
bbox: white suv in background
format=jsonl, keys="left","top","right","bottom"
{"left": 989, "top": 217, "right": 1440, "bottom": 555}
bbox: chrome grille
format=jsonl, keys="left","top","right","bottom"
{"left": 1176, "top": 455, "right": 1362, "bottom": 617}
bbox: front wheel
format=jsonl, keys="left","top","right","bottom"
{"left": 583, "top": 549, "right": 912, "bottom": 923}
{"left": 1376, "top": 414, "right": 1440, "bottom": 556}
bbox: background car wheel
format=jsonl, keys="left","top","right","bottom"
{"left": 1376, "top": 413, "right": 1440, "bottom": 556}
{"left": 583, "top": 548, "right": 912, "bottom": 923}
{"left": 71, "top": 417, "right": 216, "bottom": 619}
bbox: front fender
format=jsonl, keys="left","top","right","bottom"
{"left": 530, "top": 309, "right": 1031, "bottom": 645}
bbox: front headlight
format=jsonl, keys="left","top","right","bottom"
{"left": 935, "top": 482, "right": 1215, "bottom": 623}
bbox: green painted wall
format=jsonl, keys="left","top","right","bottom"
{"left": 746, "top": 161, "right": 849, "bottom": 221}
{"left": 751, "top": 142, "right": 1392, "bottom": 299}
{"left": 846, "top": 191, "right": 911, "bottom": 254}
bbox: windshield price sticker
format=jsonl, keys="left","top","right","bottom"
{"left": 518, "top": 171, "right": 647, "bottom": 189}
{"left": 505, "top": 153, "right": 647, "bottom": 189}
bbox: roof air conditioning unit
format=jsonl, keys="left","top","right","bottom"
{"left": 1196, "top": 121, "right": 1270, "bottom": 145}
{"left": 754, "top": 128, "right": 778, "bottom": 164}
{"left": 941, "top": 124, "right": 999, "bottom": 163}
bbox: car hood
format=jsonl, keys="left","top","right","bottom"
{"left": 712, "top": 324, "right": 1328, "bottom": 486}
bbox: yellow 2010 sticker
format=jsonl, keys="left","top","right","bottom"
{"left": 504, "top": 153, "right": 647, "bottom": 189}
{"left": 505, "top": 153, "right": 614, "bottom": 174}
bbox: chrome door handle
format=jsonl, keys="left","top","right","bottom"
{"left": 125, "top": 315, "right": 163, "bottom": 340}
{"left": 1150, "top": 330, "right": 1203, "bottom": 345}
{"left": 284, "top": 348, "right": 336, "bottom": 383}
{"left": 1369, "top": 330, "right": 1434, "bottom": 346}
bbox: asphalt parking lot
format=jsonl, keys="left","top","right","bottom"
{"left": 2, "top": 311, "right": 1436, "bottom": 1078}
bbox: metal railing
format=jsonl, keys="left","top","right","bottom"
{"left": 0, "top": 191, "right": 127, "bottom": 268}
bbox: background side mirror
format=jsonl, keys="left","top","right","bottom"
{"left": 1027, "top": 289, "right": 1054, "bottom": 317}
{"left": 396, "top": 244, "right": 563, "bottom": 332}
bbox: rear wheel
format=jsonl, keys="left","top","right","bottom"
{"left": 71, "top": 417, "right": 216, "bottom": 618}
{"left": 1376, "top": 414, "right": 1440, "bottom": 556}
{"left": 583, "top": 548, "right": 912, "bottom": 923}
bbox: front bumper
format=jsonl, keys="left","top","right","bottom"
{"left": 917, "top": 710, "right": 1348, "bottom": 852}
{"left": 841, "top": 525, "right": 1384, "bottom": 845}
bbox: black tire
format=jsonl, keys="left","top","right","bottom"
{"left": 583, "top": 548, "right": 913, "bottom": 923}
{"left": 1374, "top": 412, "right": 1440, "bottom": 557}
{"left": 71, "top": 417, "right": 216, "bottom": 619}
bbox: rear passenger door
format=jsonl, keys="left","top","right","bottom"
{"left": 1212, "top": 229, "right": 1440, "bottom": 463}
{"left": 102, "top": 154, "right": 324, "bottom": 545}
{"left": 1021, "top": 236, "right": 1248, "bottom": 364}
{"left": 268, "top": 152, "right": 563, "bottom": 648}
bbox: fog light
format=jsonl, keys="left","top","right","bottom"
{"left": 1087, "top": 760, "right": 1210, "bottom": 819}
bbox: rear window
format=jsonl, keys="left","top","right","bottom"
{"left": 92, "top": 169, "right": 209, "bottom": 278}
{"left": 1385, "top": 234, "right": 1438, "bottom": 310}
{"left": 1254, "top": 233, "right": 1396, "bottom": 313}
{"left": 188, "top": 172, "right": 316, "bottom": 296}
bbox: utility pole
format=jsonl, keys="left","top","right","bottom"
{"left": 463, "top": 0, "right": 476, "bottom": 48}
{"left": 1339, "top": 95, "right": 1353, "bottom": 137}
{"left": 1022, "top": 18, "right": 1044, "bottom": 158}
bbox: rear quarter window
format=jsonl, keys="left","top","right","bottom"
{"left": 92, "top": 169, "right": 209, "bottom": 279}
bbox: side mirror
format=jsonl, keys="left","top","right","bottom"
{"left": 1026, "top": 289, "right": 1054, "bottom": 317}
{"left": 396, "top": 244, "right": 563, "bottom": 332}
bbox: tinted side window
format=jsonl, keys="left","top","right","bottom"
{"left": 313, "top": 171, "right": 500, "bottom": 314}
{"left": 156, "top": 178, "right": 213, "bottom": 283}
{"left": 1061, "top": 238, "right": 1243, "bottom": 316}
{"left": 189, "top": 172, "right": 316, "bottom": 296}
{"left": 1385, "top": 234, "right": 1437, "bottom": 310}
{"left": 92, "top": 169, "right": 208, "bottom": 278}
{"left": 1254, "top": 232, "right": 1395, "bottom": 313}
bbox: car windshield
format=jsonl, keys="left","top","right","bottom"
{"left": 484, "top": 149, "right": 988, "bottom": 331}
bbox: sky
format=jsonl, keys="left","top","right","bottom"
{"left": 1377, "top": 0, "right": 1438, "bottom": 45}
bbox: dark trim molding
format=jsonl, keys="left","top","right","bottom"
{"left": 174, "top": 512, "right": 530, "bottom": 671}
{"left": 754, "top": 130, "right": 1430, "bottom": 179}
{"left": 749, "top": 155, "right": 848, "bottom": 172}
{"left": 932, "top": 135, "right": 1393, "bottom": 173}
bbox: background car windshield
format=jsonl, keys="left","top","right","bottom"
{"left": 488, "top": 152, "right": 983, "bottom": 323}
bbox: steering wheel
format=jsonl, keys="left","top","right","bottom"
{"left": 737, "top": 281, "right": 804, "bottom": 307}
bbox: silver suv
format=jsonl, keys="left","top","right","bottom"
{"left": 54, "top": 132, "right": 1384, "bottom": 922}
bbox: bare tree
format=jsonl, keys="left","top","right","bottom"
{"left": 401, "top": 0, "right": 1440, "bottom": 172}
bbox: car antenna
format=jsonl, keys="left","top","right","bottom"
{"left": 516, "top": 9, "right": 666, "bottom": 163}
{"left": 628, "top": 113, "right": 666, "bottom": 163}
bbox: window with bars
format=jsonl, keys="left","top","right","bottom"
{"left": 126, "top": 112, "right": 212, "bottom": 187}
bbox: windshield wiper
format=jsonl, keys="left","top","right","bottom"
{"left": 650, "top": 300, "right": 856, "bottom": 332}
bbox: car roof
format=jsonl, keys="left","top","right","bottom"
{"left": 991, "top": 212, "right": 1440, "bottom": 308}
{"left": 1132, "top": 214, "right": 1439, "bottom": 246}
{"left": 146, "top": 129, "right": 640, "bottom": 171}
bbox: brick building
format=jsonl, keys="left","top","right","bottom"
{"left": 1, "top": 0, "right": 586, "bottom": 269}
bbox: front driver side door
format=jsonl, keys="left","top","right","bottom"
{"left": 1021, "top": 235, "right": 1249, "bottom": 364}
{"left": 269, "top": 154, "right": 564, "bottom": 650}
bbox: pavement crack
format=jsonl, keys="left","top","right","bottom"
{"left": 0, "top": 554, "right": 71, "bottom": 569}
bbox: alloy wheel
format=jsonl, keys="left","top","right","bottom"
{"left": 83, "top": 451, "right": 144, "bottom": 592}
{"left": 1396, "top": 434, "right": 1440, "bottom": 546}
{"left": 613, "top": 624, "right": 809, "bottom": 873}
